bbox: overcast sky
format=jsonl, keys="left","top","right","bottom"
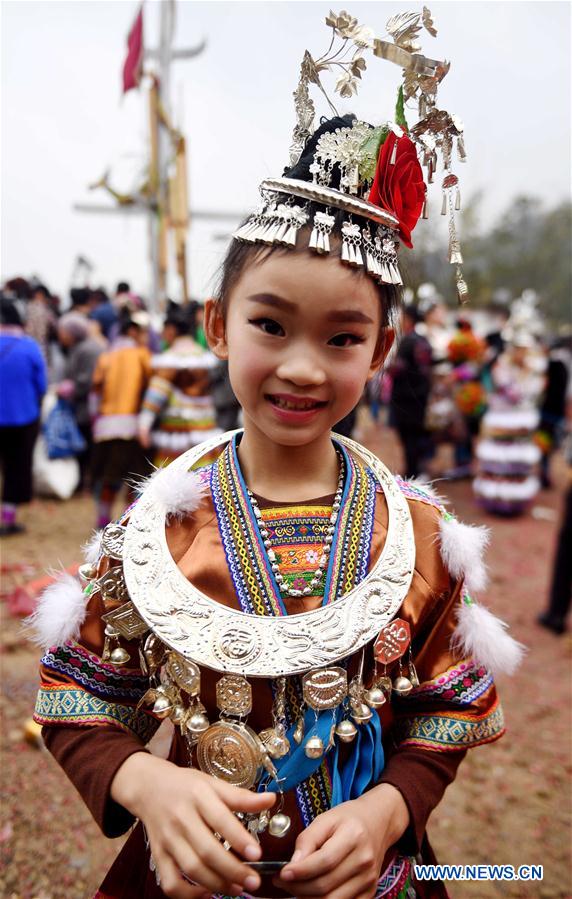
{"left": 2, "top": 0, "right": 570, "bottom": 304}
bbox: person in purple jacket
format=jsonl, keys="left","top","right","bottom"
{"left": 0, "top": 296, "right": 47, "bottom": 535}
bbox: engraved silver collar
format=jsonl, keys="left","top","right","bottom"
{"left": 123, "top": 431, "right": 415, "bottom": 677}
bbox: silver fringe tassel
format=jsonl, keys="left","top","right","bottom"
{"left": 309, "top": 210, "right": 335, "bottom": 255}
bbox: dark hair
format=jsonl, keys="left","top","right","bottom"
{"left": 117, "top": 281, "right": 130, "bottom": 294}
{"left": 4, "top": 277, "right": 31, "bottom": 300}
{"left": 1, "top": 296, "right": 23, "bottom": 326}
{"left": 70, "top": 287, "right": 90, "bottom": 308}
{"left": 215, "top": 115, "right": 402, "bottom": 329}
{"left": 403, "top": 304, "right": 422, "bottom": 325}
{"left": 164, "top": 302, "right": 192, "bottom": 337}
{"left": 33, "top": 284, "right": 51, "bottom": 300}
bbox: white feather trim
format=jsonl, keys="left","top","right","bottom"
{"left": 25, "top": 572, "right": 87, "bottom": 650}
{"left": 451, "top": 600, "right": 526, "bottom": 676}
{"left": 439, "top": 516, "right": 490, "bottom": 594}
{"left": 137, "top": 465, "right": 209, "bottom": 521}
{"left": 82, "top": 529, "right": 103, "bottom": 566}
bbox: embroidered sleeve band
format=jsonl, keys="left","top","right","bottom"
{"left": 393, "top": 695, "right": 505, "bottom": 752}
{"left": 34, "top": 684, "right": 159, "bottom": 743}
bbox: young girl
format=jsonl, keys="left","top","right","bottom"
{"left": 31, "top": 10, "right": 523, "bottom": 899}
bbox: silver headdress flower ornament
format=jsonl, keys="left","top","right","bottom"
{"left": 234, "top": 8, "right": 469, "bottom": 304}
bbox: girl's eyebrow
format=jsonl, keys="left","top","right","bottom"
{"left": 247, "top": 293, "right": 297, "bottom": 312}
{"left": 247, "top": 293, "right": 373, "bottom": 324}
{"left": 327, "top": 309, "right": 374, "bottom": 324}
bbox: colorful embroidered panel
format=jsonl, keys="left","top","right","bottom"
{"left": 397, "top": 658, "right": 494, "bottom": 706}
{"left": 394, "top": 695, "right": 505, "bottom": 751}
{"left": 34, "top": 684, "right": 159, "bottom": 743}
{"left": 40, "top": 641, "right": 149, "bottom": 704}
{"left": 210, "top": 435, "right": 378, "bottom": 825}
{"left": 211, "top": 434, "right": 377, "bottom": 616}
{"left": 259, "top": 503, "right": 333, "bottom": 597}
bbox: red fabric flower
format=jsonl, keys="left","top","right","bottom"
{"left": 367, "top": 132, "right": 426, "bottom": 248}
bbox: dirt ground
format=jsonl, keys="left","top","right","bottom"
{"left": 1, "top": 413, "right": 571, "bottom": 898}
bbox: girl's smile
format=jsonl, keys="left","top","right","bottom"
{"left": 205, "top": 245, "right": 394, "bottom": 499}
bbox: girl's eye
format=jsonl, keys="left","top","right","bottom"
{"left": 248, "top": 317, "right": 284, "bottom": 337}
{"left": 329, "top": 333, "right": 366, "bottom": 348}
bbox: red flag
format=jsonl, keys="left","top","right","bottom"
{"left": 122, "top": 6, "right": 144, "bottom": 94}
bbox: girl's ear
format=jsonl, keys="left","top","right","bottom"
{"left": 367, "top": 327, "right": 395, "bottom": 380}
{"left": 204, "top": 298, "right": 229, "bottom": 360}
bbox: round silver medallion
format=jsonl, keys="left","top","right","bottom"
{"left": 196, "top": 721, "right": 264, "bottom": 788}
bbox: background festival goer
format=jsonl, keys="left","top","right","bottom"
{"left": 138, "top": 305, "right": 220, "bottom": 465}
{"left": 445, "top": 316, "right": 487, "bottom": 479}
{"left": 56, "top": 311, "right": 104, "bottom": 491}
{"left": 537, "top": 337, "right": 571, "bottom": 488}
{"left": 538, "top": 421, "right": 572, "bottom": 634}
{"left": 0, "top": 296, "right": 47, "bottom": 535}
{"left": 88, "top": 288, "right": 118, "bottom": 341}
{"left": 90, "top": 315, "right": 152, "bottom": 528}
{"left": 389, "top": 305, "right": 433, "bottom": 479}
{"left": 25, "top": 283, "right": 57, "bottom": 372}
{"left": 474, "top": 330, "right": 544, "bottom": 515}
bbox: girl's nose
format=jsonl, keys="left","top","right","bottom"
{"left": 275, "top": 351, "right": 326, "bottom": 387}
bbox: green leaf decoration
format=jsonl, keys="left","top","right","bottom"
{"left": 395, "top": 86, "right": 409, "bottom": 132}
{"left": 358, "top": 125, "right": 389, "bottom": 182}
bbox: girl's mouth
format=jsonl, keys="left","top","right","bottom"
{"left": 266, "top": 394, "right": 327, "bottom": 411}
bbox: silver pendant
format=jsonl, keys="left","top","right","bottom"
{"left": 166, "top": 652, "right": 201, "bottom": 695}
{"left": 216, "top": 674, "right": 252, "bottom": 717}
{"left": 102, "top": 601, "right": 148, "bottom": 640}
{"left": 259, "top": 726, "right": 290, "bottom": 760}
{"left": 197, "top": 720, "right": 264, "bottom": 789}
{"left": 303, "top": 667, "right": 348, "bottom": 710}
{"left": 100, "top": 523, "right": 127, "bottom": 560}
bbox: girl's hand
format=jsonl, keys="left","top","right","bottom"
{"left": 111, "top": 752, "right": 276, "bottom": 899}
{"left": 274, "top": 783, "right": 409, "bottom": 899}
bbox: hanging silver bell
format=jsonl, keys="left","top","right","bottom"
{"left": 335, "top": 719, "right": 357, "bottom": 743}
{"left": 109, "top": 646, "right": 130, "bottom": 666}
{"left": 261, "top": 730, "right": 290, "bottom": 760}
{"left": 186, "top": 711, "right": 210, "bottom": 735}
{"left": 170, "top": 705, "right": 186, "bottom": 725}
{"left": 304, "top": 735, "right": 325, "bottom": 759}
{"left": 152, "top": 695, "right": 173, "bottom": 718}
{"left": 351, "top": 702, "right": 373, "bottom": 724}
{"left": 393, "top": 676, "right": 413, "bottom": 696}
{"left": 78, "top": 562, "right": 97, "bottom": 582}
{"left": 364, "top": 687, "right": 387, "bottom": 709}
{"left": 268, "top": 813, "right": 291, "bottom": 837}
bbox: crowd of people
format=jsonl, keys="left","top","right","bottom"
{"left": 372, "top": 296, "right": 571, "bottom": 512}
{"left": 0, "top": 277, "right": 240, "bottom": 534}
{"left": 1, "top": 275, "right": 570, "bottom": 635}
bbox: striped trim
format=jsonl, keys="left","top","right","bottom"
{"left": 394, "top": 695, "right": 505, "bottom": 751}
{"left": 34, "top": 684, "right": 159, "bottom": 742}
{"left": 397, "top": 658, "right": 494, "bottom": 706}
{"left": 40, "top": 641, "right": 149, "bottom": 704}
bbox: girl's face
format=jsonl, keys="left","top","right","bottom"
{"left": 205, "top": 249, "right": 393, "bottom": 447}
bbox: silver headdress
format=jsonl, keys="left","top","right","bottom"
{"left": 234, "top": 9, "right": 469, "bottom": 302}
